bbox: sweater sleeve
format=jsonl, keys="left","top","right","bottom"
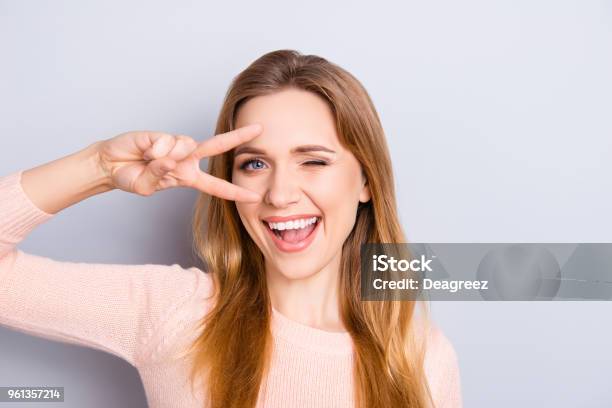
{"left": 0, "top": 169, "right": 210, "bottom": 368}
{"left": 424, "top": 324, "right": 463, "bottom": 408}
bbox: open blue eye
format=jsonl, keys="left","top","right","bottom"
{"left": 239, "top": 158, "right": 328, "bottom": 171}
{"left": 240, "top": 158, "right": 266, "bottom": 171}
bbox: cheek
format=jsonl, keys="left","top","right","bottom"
{"left": 314, "top": 168, "right": 361, "bottom": 208}
{"left": 234, "top": 204, "right": 247, "bottom": 230}
{"left": 231, "top": 170, "right": 243, "bottom": 187}
{"left": 312, "top": 169, "right": 361, "bottom": 235}
{"left": 234, "top": 203, "right": 257, "bottom": 237}
{"left": 232, "top": 171, "right": 268, "bottom": 194}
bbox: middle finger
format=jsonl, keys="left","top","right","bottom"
{"left": 191, "top": 171, "right": 262, "bottom": 203}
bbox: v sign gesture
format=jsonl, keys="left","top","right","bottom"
{"left": 96, "top": 124, "right": 264, "bottom": 202}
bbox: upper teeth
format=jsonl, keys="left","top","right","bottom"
{"left": 268, "top": 216, "right": 318, "bottom": 231}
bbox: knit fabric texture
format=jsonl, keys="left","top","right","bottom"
{"left": 0, "top": 170, "right": 463, "bottom": 407}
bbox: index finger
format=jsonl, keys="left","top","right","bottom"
{"left": 192, "top": 123, "right": 263, "bottom": 160}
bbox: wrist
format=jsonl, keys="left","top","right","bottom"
{"left": 82, "top": 140, "right": 115, "bottom": 192}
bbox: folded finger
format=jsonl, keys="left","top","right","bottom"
{"left": 134, "top": 157, "right": 176, "bottom": 195}
{"left": 144, "top": 133, "right": 177, "bottom": 160}
{"left": 166, "top": 135, "right": 198, "bottom": 161}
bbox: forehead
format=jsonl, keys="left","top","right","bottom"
{"left": 234, "top": 88, "right": 340, "bottom": 153}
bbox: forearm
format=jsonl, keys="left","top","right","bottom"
{"left": 20, "top": 141, "right": 114, "bottom": 215}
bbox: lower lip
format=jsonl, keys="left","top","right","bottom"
{"left": 263, "top": 219, "right": 321, "bottom": 253}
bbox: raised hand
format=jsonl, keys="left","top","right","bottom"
{"left": 96, "top": 124, "right": 263, "bottom": 202}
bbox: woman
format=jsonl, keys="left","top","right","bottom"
{"left": 0, "top": 49, "right": 461, "bottom": 407}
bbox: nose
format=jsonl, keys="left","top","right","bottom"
{"left": 264, "top": 167, "right": 301, "bottom": 208}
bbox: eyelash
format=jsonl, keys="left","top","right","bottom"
{"left": 238, "top": 158, "right": 328, "bottom": 171}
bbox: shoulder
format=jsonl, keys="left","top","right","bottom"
{"left": 141, "top": 263, "right": 215, "bottom": 309}
{"left": 146, "top": 263, "right": 216, "bottom": 322}
{"left": 424, "top": 323, "right": 459, "bottom": 370}
{"left": 422, "top": 322, "right": 463, "bottom": 408}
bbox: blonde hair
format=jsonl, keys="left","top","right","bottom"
{"left": 176, "top": 49, "right": 434, "bottom": 408}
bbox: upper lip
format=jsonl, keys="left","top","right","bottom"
{"left": 262, "top": 214, "right": 321, "bottom": 223}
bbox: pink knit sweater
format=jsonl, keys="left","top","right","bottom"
{"left": 0, "top": 170, "right": 462, "bottom": 407}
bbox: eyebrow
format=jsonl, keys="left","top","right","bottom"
{"left": 233, "top": 144, "right": 337, "bottom": 157}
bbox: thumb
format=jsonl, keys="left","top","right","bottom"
{"left": 135, "top": 157, "right": 176, "bottom": 195}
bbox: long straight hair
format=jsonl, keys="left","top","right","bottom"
{"left": 177, "top": 49, "right": 434, "bottom": 407}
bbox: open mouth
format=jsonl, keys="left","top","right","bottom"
{"left": 262, "top": 217, "right": 321, "bottom": 244}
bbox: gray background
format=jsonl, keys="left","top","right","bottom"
{"left": 1, "top": 0, "right": 611, "bottom": 406}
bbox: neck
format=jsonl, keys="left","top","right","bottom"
{"left": 265, "top": 250, "right": 346, "bottom": 332}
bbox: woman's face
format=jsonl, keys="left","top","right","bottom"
{"left": 232, "top": 87, "right": 370, "bottom": 280}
